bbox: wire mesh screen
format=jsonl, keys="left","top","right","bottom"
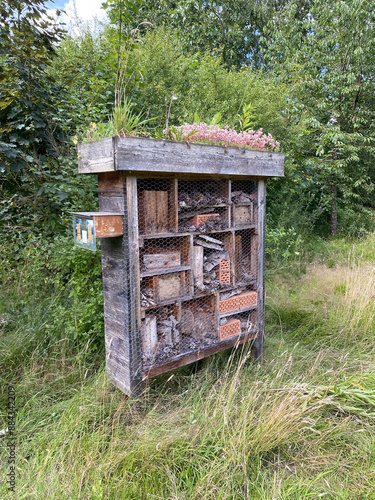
{"left": 138, "top": 177, "right": 259, "bottom": 369}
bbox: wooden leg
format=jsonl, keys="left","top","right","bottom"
{"left": 251, "top": 337, "right": 263, "bottom": 360}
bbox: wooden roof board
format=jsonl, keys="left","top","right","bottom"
{"left": 78, "top": 135, "right": 284, "bottom": 178}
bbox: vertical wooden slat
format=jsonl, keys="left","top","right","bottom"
{"left": 170, "top": 178, "right": 179, "bottom": 232}
{"left": 235, "top": 234, "right": 242, "bottom": 283}
{"left": 225, "top": 231, "right": 235, "bottom": 286}
{"left": 228, "top": 180, "right": 232, "bottom": 227}
{"left": 99, "top": 173, "right": 132, "bottom": 394}
{"left": 126, "top": 176, "right": 143, "bottom": 396}
{"left": 254, "top": 179, "right": 266, "bottom": 359}
{"left": 215, "top": 291, "right": 220, "bottom": 338}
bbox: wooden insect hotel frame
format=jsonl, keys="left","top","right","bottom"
{"left": 76, "top": 136, "right": 284, "bottom": 396}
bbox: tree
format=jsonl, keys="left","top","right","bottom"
{"left": 102, "top": 0, "right": 314, "bottom": 68}
{"left": 264, "top": 0, "right": 375, "bottom": 235}
{"left": 0, "top": 1, "right": 100, "bottom": 236}
{"left": 0, "top": 0, "right": 65, "bottom": 173}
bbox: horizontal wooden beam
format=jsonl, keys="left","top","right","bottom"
{"left": 142, "top": 332, "right": 257, "bottom": 379}
{"left": 78, "top": 136, "right": 284, "bottom": 178}
{"left": 78, "top": 137, "right": 115, "bottom": 173}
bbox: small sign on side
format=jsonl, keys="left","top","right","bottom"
{"left": 73, "top": 215, "right": 96, "bottom": 251}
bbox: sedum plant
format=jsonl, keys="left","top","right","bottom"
{"left": 164, "top": 122, "right": 280, "bottom": 151}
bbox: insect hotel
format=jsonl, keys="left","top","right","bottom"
{"left": 75, "top": 136, "right": 284, "bottom": 396}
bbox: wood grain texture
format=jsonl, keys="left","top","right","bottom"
{"left": 255, "top": 180, "right": 266, "bottom": 359}
{"left": 98, "top": 171, "right": 123, "bottom": 194}
{"left": 78, "top": 137, "right": 115, "bottom": 173}
{"left": 78, "top": 136, "right": 285, "bottom": 177}
{"left": 94, "top": 215, "right": 123, "bottom": 237}
{"left": 138, "top": 190, "right": 169, "bottom": 234}
{"left": 100, "top": 237, "right": 131, "bottom": 392}
{"left": 143, "top": 331, "right": 257, "bottom": 379}
{"left": 99, "top": 178, "right": 132, "bottom": 394}
{"left": 126, "top": 177, "right": 143, "bottom": 396}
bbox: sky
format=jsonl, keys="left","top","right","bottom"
{"left": 46, "top": 0, "right": 107, "bottom": 24}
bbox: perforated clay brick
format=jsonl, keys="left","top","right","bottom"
{"left": 190, "top": 213, "right": 220, "bottom": 226}
{"left": 219, "top": 291, "right": 257, "bottom": 314}
{"left": 220, "top": 319, "right": 241, "bottom": 340}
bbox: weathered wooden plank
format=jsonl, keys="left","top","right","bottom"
{"left": 100, "top": 236, "right": 131, "bottom": 392}
{"left": 193, "top": 246, "right": 204, "bottom": 282}
{"left": 126, "top": 176, "right": 143, "bottom": 395}
{"left": 115, "top": 137, "right": 284, "bottom": 177}
{"left": 99, "top": 196, "right": 125, "bottom": 213}
{"left": 254, "top": 179, "right": 266, "bottom": 359}
{"left": 143, "top": 331, "right": 258, "bottom": 379}
{"left": 102, "top": 315, "right": 130, "bottom": 342}
{"left": 107, "top": 358, "right": 130, "bottom": 380}
{"left": 106, "top": 358, "right": 131, "bottom": 394}
{"left": 98, "top": 171, "right": 123, "bottom": 194}
{"left": 78, "top": 137, "right": 115, "bottom": 173}
{"left": 235, "top": 235, "right": 242, "bottom": 282}
{"left": 143, "top": 251, "right": 181, "bottom": 270}
{"left": 169, "top": 178, "right": 179, "bottom": 232}
{"left": 138, "top": 190, "right": 169, "bottom": 234}
{"left": 78, "top": 136, "right": 285, "bottom": 177}
{"left": 98, "top": 181, "right": 133, "bottom": 395}
{"left": 140, "top": 315, "right": 158, "bottom": 354}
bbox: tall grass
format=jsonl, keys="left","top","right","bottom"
{"left": 1, "top": 235, "right": 375, "bottom": 498}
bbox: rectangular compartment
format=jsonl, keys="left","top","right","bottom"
{"left": 179, "top": 206, "right": 229, "bottom": 232}
{"left": 234, "top": 229, "right": 257, "bottom": 285}
{"left": 219, "top": 310, "right": 258, "bottom": 339}
{"left": 231, "top": 179, "right": 258, "bottom": 228}
{"left": 138, "top": 178, "right": 178, "bottom": 235}
{"left": 179, "top": 296, "right": 218, "bottom": 352}
{"left": 178, "top": 179, "right": 230, "bottom": 232}
{"left": 141, "top": 271, "right": 191, "bottom": 306}
{"left": 192, "top": 231, "right": 234, "bottom": 292}
{"left": 140, "top": 235, "right": 192, "bottom": 274}
{"left": 141, "top": 305, "right": 180, "bottom": 366}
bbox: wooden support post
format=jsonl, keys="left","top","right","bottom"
{"left": 98, "top": 173, "right": 142, "bottom": 397}
{"left": 98, "top": 172, "right": 131, "bottom": 394}
{"left": 126, "top": 176, "right": 143, "bottom": 396}
{"left": 253, "top": 179, "right": 266, "bottom": 360}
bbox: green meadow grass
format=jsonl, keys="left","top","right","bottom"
{"left": 1, "top": 234, "right": 375, "bottom": 499}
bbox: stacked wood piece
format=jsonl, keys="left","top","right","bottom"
{"left": 193, "top": 235, "right": 231, "bottom": 293}
{"left": 179, "top": 192, "right": 227, "bottom": 209}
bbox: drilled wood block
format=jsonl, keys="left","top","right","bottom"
{"left": 143, "top": 251, "right": 181, "bottom": 271}
{"left": 151, "top": 272, "right": 185, "bottom": 302}
{"left": 233, "top": 205, "right": 253, "bottom": 225}
{"left": 220, "top": 319, "right": 241, "bottom": 340}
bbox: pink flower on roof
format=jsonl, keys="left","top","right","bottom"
{"left": 164, "top": 122, "right": 280, "bottom": 151}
